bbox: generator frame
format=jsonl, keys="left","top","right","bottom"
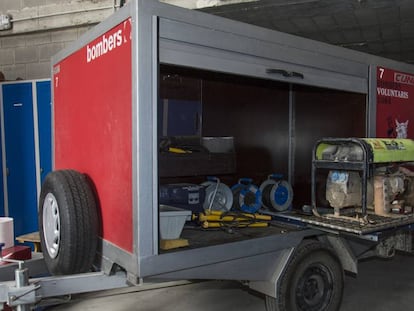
{"left": 311, "top": 138, "right": 373, "bottom": 216}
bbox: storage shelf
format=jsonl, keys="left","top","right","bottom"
{"left": 159, "top": 152, "right": 236, "bottom": 177}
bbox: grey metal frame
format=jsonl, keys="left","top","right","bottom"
{"left": 0, "top": 271, "right": 128, "bottom": 308}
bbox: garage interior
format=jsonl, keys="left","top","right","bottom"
{"left": 1, "top": 0, "right": 414, "bottom": 310}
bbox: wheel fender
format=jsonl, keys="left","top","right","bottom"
{"left": 249, "top": 247, "right": 294, "bottom": 298}
{"left": 322, "top": 235, "right": 358, "bottom": 274}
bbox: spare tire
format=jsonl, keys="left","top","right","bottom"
{"left": 39, "top": 170, "right": 99, "bottom": 275}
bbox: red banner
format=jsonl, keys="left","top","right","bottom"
{"left": 376, "top": 67, "right": 414, "bottom": 139}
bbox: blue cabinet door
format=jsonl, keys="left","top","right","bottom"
{"left": 2, "top": 83, "right": 38, "bottom": 237}
{"left": 163, "top": 99, "right": 202, "bottom": 136}
{"left": 36, "top": 81, "right": 52, "bottom": 183}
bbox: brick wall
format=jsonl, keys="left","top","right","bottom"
{"left": 0, "top": 0, "right": 120, "bottom": 80}
{"left": 0, "top": 26, "right": 92, "bottom": 80}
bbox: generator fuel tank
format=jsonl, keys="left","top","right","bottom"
{"left": 316, "top": 138, "right": 414, "bottom": 164}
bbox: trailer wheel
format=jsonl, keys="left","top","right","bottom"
{"left": 265, "top": 240, "right": 343, "bottom": 311}
{"left": 39, "top": 170, "right": 99, "bottom": 275}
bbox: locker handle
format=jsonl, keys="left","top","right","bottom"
{"left": 6, "top": 168, "right": 9, "bottom": 176}
{"left": 266, "top": 69, "right": 304, "bottom": 79}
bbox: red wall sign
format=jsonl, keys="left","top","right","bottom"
{"left": 376, "top": 67, "right": 414, "bottom": 139}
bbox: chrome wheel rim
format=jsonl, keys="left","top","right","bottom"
{"left": 43, "top": 193, "right": 61, "bottom": 259}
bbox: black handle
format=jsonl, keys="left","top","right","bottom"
{"left": 266, "top": 68, "right": 304, "bottom": 79}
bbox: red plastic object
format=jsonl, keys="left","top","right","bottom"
{"left": 0, "top": 245, "right": 31, "bottom": 265}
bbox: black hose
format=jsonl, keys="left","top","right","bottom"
{"left": 262, "top": 183, "right": 274, "bottom": 209}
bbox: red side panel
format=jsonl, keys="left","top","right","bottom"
{"left": 376, "top": 67, "right": 414, "bottom": 139}
{"left": 53, "top": 19, "right": 133, "bottom": 252}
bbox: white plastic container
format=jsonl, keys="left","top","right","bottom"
{"left": 202, "top": 137, "right": 234, "bottom": 153}
{"left": 0, "top": 217, "right": 14, "bottom": 249}
{"left": 159, "top": 205, "right": 191, "bottom": 240}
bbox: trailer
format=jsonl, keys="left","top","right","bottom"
{"left": 2, "top": 1, "right": 414, "bottom": 310}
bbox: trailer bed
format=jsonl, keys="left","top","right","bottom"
{"left": 161, "top": 222, "right": 301, "bottom": 253}
{"left": 274, "top": 210, "right": 414, "bottom": 235}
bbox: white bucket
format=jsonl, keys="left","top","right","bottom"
{"left": 0, "top": 217, "right": 14, "bottom": 249}
{"left": 202, "top": 137, "right": 234, "bottom": 153}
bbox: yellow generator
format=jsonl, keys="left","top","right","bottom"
{"left": 312, "top": 138, "right": 414, "bottom": 222}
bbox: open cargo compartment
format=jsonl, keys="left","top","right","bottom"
{"left": 157, "top": 64, "right": 367, "bottom": 251}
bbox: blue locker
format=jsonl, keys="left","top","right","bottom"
{"left": 36, "top": 81, "right": 52, "bottom": 183}
{"left": 2, "top": 82, "right": 38, "bottom": 237}
{"left": 1, "top": 80, "right": 51, "bottom": 238}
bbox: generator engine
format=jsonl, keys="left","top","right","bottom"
{"left": 313, "top": 138, "right": 414, "bottom": 217}
{"left": 325, "top": 168, "right": 413, "bottom": 216}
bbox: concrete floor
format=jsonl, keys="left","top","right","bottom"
{"left": 49, "top": 253, "right": 414, "bottom": 311}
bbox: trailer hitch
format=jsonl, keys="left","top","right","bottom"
{"left": 0, "top": 243, "right": 39, "bottom": 311}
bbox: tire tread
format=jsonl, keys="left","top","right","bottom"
{"left": 39, "top": 170, "right": 98, "bottom": 275}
